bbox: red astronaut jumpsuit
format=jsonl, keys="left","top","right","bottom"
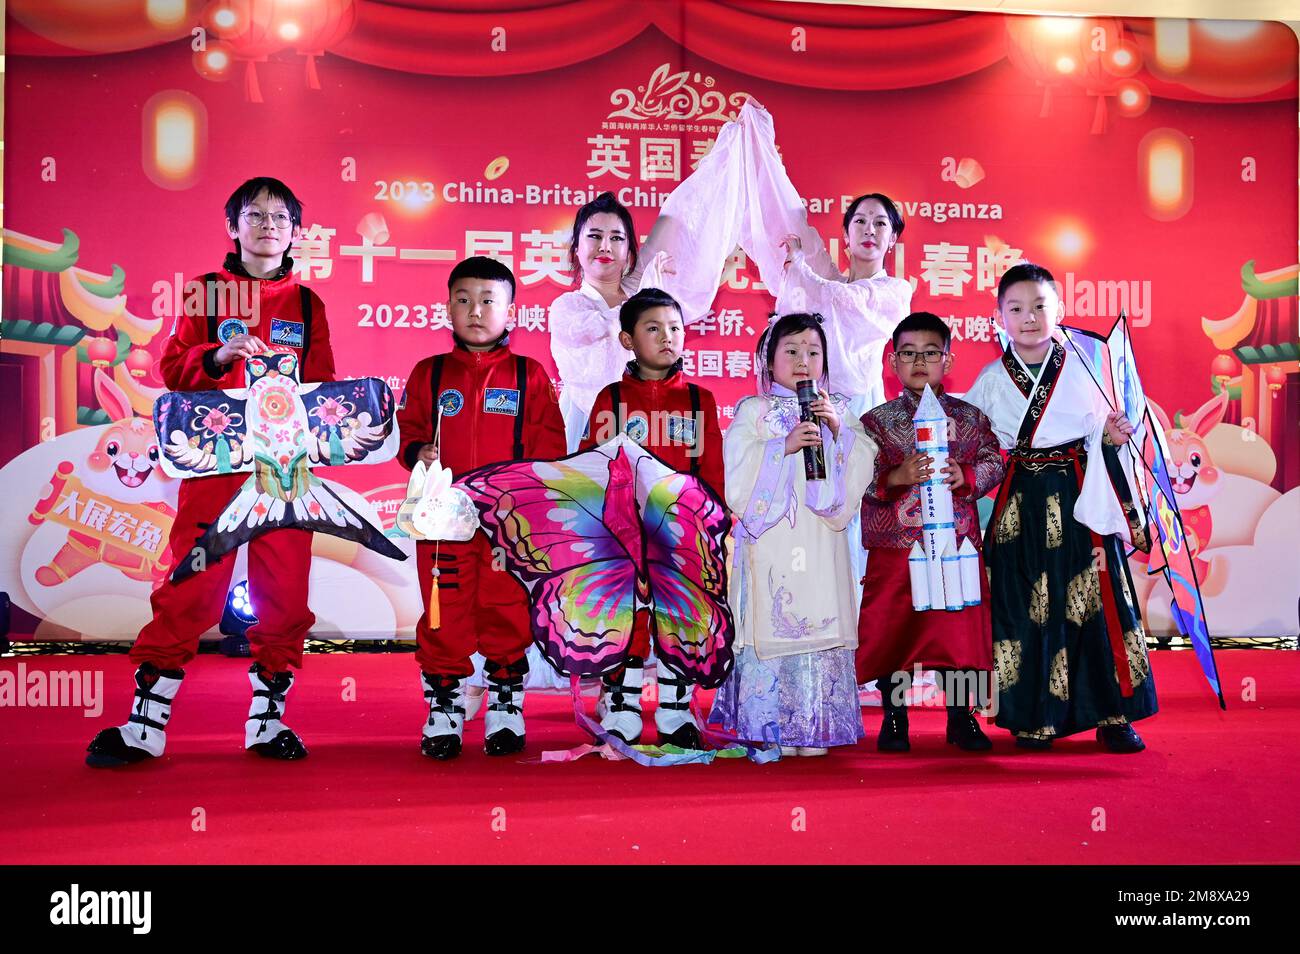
{"left": 130, "top": 255, "right": 335, "bottom": 673}
{"left": 397, "top": 336, "right": 566, "bottom": 679}
{"left": 580, "top": 360, "right": 726, "bottom": 661}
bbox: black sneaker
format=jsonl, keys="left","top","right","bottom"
{"left": 249, "top": 727, "right": 309, "bottom": 760}
{"left": 658, "top": 723, "right": 703, "bottom": 750}
{"left": 421, "top": 734, "right": 463, "bottom": 760}
{"left": 86, "top": 728, "right": 155, "bottom": 768}
{"left": 484, "top": 728, "right": 525, "bottom": 756}
{"left": 1097, "top": 723, "right": 1146, "bottom": 753}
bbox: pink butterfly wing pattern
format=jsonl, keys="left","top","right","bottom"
{"left": 635, "top": 458, "right": 734, "bottom": 688}
{"left": 458, "top": 452, "right": 639, "bottom": 676}
{"left": 458, "top": 436, "right": 734, "bottom": 685}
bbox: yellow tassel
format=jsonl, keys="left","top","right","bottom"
{"left": 428, "top": 574, "right": 441, "bottom": 630}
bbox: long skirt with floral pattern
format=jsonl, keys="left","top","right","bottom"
{"left": 709, "top": 647, "right": 865, "bottom": 748}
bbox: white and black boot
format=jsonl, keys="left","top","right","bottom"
{"left": 245, "top": 664, "right": 308, "bottom": 760}
{"left": 483, "top": 659, "right": 526, "bottom": 756}
{"left": 420, "top": 672, "right": 466, "bottom": 760}
{"left": 596, "top": 659, "right": 645, "bottom": 744}
{"left": 655, "top": 663, "right": 702, "bottom": 749}
{"left": 86, "top": 663, "right": 185, "bottom": 767}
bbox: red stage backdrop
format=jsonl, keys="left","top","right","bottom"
{"left": 2, "top": 1, "right": 1296, "bottom": 643}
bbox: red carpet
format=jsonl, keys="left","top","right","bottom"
{"left": 1, "top": 650, "right": 1296, "bottom": 864}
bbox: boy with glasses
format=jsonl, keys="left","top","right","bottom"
{"left": 855, "top": 312, "right": 1004, "bottom": 752}
{"left": 87, "top": 176, "right": 335, "bottom": 767}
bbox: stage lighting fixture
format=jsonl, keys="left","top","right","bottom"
{"left": 219, "top": 580, "right": 257, "bottom": 657}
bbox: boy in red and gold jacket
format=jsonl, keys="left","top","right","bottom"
{"left": 398, "top": 256, "right": 565, "bottom": 759}
{"left": 87, "top": 176, "right": 335, "bottom": 768}
{"left": 579, "top": 287, "right": 724, "bottom": 747}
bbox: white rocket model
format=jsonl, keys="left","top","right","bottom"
{"left": 908, "top": 384, "right": 982, "bottom": 612}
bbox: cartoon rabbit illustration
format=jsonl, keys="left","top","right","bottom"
{"left": 1147, "top": 389, "right": 1229, "bottom": 578}
{"left": 32, "top": 368, "right": 176, "bottom": 586}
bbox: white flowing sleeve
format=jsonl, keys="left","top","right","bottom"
{"left": 777, "top": 254, "right": 907, "bottom": 335}
{"left": 633, "top": 107, "right": 754, "bottom": 325}
{"left": 1074, "top": 382, "right": 1145, "bottom": 544}
{"left": 727, "top": 101, "right": 821, "bottom": 292}
{"left": 724, "top": 396, "right": 798, "bottom": 539}
{"left": 1076, "top": 419, "right": 1127, "bottom": 540}
{"left": 960, "top": 362, "right": 1019, "bottom": 451}
{"left": 548, "top": 291, "right": 619, "bottom": 350}
{"left": 633, "top": 249, "right": 668, "bottom": 295}
{"left": 808, "top": 411, "right": 877, "bottom": 532}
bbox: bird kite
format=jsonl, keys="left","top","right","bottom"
{"left": 154, "top": 351, "right": 406, "bottom": 581}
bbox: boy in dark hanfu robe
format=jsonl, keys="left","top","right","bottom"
{"left": 858, "top": 312, "right": 1004, "bottom": 752}
{"left": 964, "top": 264, "right": 1157, "bottom": 753}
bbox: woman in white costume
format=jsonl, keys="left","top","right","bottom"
{"left": 775, "top": 192, "right": 913, "bottom": 417}
{"left": 549, "top": 103, "right": 773, "bottom": 450}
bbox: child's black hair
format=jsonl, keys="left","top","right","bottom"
{"left": 224, "top": 177, "right": 304, "bottom": 253}
{"left": 842, "top": 192, "right": 904, "bottom": 239}
{"left": 618, "top": 287, "right": 681, "bottom": 336}
{"left": 891, "top": 311, "right": 951, "bottom": 349}
{"left": 756, "top": 312, "right": 830, "bottom": 391}
{"left": 568, "top": 191, "right": 639, "bottom": 285}
{"left": 997, "top": 262, "right": 1057, "bottom": 303}
{"left": 448, "top": 255, "right": 517, "bottom": 302}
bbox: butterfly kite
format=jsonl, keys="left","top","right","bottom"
{"left": 154, "top": 351, "right": 406, "bottom": 580}
{"left": 456, "top": 434, "right": 735, "bottom": 689}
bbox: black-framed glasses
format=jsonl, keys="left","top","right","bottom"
{"left": 895, "top": 348, "right": 946, "bottom": 364}
{"left": 241, "top": 210, "right": 294, "bottom": 229}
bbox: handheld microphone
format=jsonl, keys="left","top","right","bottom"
{"left": 795, "top": 379, "right": 827, "bottom": 481}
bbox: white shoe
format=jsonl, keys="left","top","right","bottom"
{"left": 420, "top": 673, "right": 466, "bottom": 760}
{"left": 797, "top": 746, "right": 829, "bottom": 757}
{"left": 779, "top": 745, "right": 799, "bottom": 757}
{"left": 86, "top": 663, "right": 184, "bottom": 766}
{"left": 483, "top": 672, "right": 526, "bottom": 756}
{"left": 598, "top": 661, "right": 645, "bottom": 744}
{"left": 655, "top": 664, "right": 702, "bottom": 748}
{"left": 245, "top": 665, "right": 307, "bottom": 759}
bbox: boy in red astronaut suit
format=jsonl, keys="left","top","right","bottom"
{"left": 87, "top": 176, "right": 335, "bottom": 767}
{"left": 398, "top": 256, "right": 566, "bottom": 759}
{"left": 580, "top": 287, "right": 725, "bottom": 747}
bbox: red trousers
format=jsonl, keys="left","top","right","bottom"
{"left": 855, "top": 547, "right": 993, "bottom": 685}
{"left": 629, "top": 615, "right": 651, "bottom": 661}
{"left": 130, "top": 474, "right": 315, "bottom": 673}
{"left": 414, "top": 534, "right": 531, "bottom": 678}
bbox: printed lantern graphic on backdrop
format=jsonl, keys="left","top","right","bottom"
{"left": 1005, "top": 16, "right": 1150, "bottom": 134}
{"left": 202, "top": 0, "right": 357, "bottom": 101}
{"left": 908, "top": 385, "right": 981, "bottom": 612}
{"left": 154, "top": 351, "right": 406, "bottom": 580}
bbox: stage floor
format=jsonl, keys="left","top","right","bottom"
{"left": 1, "top": 650, "right": 1296, "bottom": 864}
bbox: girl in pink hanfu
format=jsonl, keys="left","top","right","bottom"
{"left": 710, "top": 313, "right": 877, "bottom": 757}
